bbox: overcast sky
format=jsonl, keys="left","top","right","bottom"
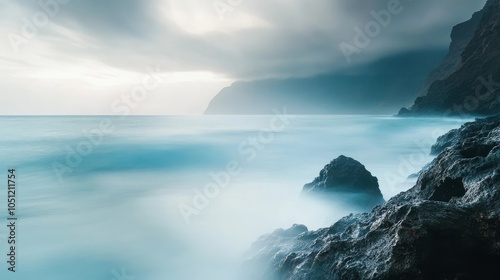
{"left": 0, "top": 0, "right": 487, "bottom": 115}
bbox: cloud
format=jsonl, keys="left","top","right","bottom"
{"left": 0, "top": 0, "right": 489, "bottom": 114}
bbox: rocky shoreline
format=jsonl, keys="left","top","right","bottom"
{"left": 242, "top": 115, "right": 500, "bottom": 280}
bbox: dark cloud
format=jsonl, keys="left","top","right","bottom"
{"left": 2, "top": 0, "right": 489, "bottom": 79}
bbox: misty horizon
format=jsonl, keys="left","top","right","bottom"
{"left": 0, "top": 0, "right": 488, "bottom": 115}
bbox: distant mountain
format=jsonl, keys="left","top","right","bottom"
{"left": 400, "top": 0, "right": 500, "bottom": 116}
{"left": 205, "top": 50, "right": 447, "bottom": 115}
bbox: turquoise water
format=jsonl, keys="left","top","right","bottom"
{"left": 0, "top": 116, "right": 468, "bottom": 280}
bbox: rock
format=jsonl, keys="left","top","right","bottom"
{"left": 272, "top": 224, "right": 309, "bottom": 238}
{"left": 242, "top": 115, "right": 500, "bottom": 280}
{"left": 431, "top": 115, "right": 500, "bottom": 155}
{"left": 302, "top": 155, "right": 385, "bottom": 211}
{"left": 397, "top": 107, "right": 411, "bottom": 116}
{"left": 430, "top": 128, "right": 459, "bottom": 155}
{"left": 417, "top": 2, "right": 487, "bottom": 97}
{"left": 400, "top": 0, "right": 500, "bottom": 116}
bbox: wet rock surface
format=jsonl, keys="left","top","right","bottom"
{"left": 242, "top": 115, "right": 500, "bottom": 280}
{"left": 302, "top": 155, "right": 385, "bottom": 211}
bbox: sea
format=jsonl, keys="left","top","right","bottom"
{"left": 0, "top": 115, "right": 469, "bottom": 280}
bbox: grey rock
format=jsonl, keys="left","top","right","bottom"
{"left": 302, "top": 155, "right": 385, "bottom": 211}
{"left": 242, "top": 115, "right": 500, "bottom": 280}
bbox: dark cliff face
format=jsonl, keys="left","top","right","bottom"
{"left": 242, "top": 115, "right": 500, "bottom": 280}
{"left": 302, "top": 155, "right": 385, "bottom": 211}
{"left": 401, "top": 0, "right": 500, "bottom": 116}
{"left": 417, "top": 6, "right": 486, "bottom": 96}
{"left": 204, "top": 50, "right": 446, "bottom": 115}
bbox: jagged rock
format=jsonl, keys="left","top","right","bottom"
{"left": 302, "top": 155, "right": 385, "bottom": 211}
{"left": 431, "top": 115, "right": 500, "bottom": 155}
{"left": 400, "top": 0, "right": 500, "bottom": 116}
{"left": 242, "top": 115, "right": 500, "bottom": 280}
{"left": 417, "top": 2, "right": 487, "bottom": 96}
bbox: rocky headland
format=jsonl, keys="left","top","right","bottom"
{"left": 242, "top": 115, "right": 500, "bottom": 280}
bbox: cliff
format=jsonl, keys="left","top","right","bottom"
{"left": 400, "top": 0, "right": 500, "bottom": 116}
{"left": 205, "top": 50, "right": 446, "bottom": 115}
{"left": 417, "top": 5, "right": 486, "bottom": 96}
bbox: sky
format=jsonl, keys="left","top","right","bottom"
{"left": 0, "top": 0, "right": 488, "bottom": 115}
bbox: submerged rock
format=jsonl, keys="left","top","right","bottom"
{"left": 302, "top": 155, "right": 385, "bottom": 211}
{"left": 243, "top": 115, "right": 500, "bottom": 280}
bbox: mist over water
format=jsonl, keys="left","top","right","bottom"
{"left": 0, "top": 116, "right": 468, "bottom": 280}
